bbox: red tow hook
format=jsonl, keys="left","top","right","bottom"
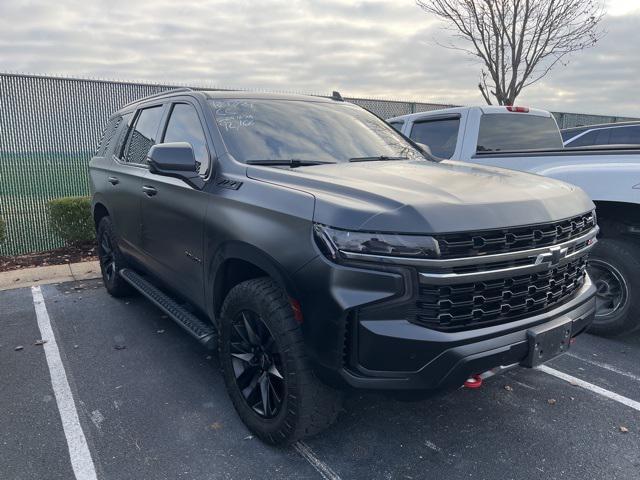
{"left": 463, "top": 374, "right": 483, "bottom": 389}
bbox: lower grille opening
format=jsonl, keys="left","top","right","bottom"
{"left": 413, "top": 255, "right": 589, "bottom": 332}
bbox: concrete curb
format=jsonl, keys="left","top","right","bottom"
{"left": 0, "top": 261, "right": 101, "bottom": 291}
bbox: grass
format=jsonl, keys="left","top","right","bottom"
{"left": 0, "top": 152, "right": 92, "bottom": 256}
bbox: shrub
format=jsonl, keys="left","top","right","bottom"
{"left": 47, "top": 196, "right": 95, "bottom": 245}
{"left": 0, "top": 216, "right": 6, "bottom": 246}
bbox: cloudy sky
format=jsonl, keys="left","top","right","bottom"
{"left": 1, "top": 0, "right": 638, "bottom": 117}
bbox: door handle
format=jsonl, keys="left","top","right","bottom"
{"left": 142, "top": 185, "right": 158, "bottom": 197}
{"left": 107, "top": 176, "right": 119, "bottom": 185}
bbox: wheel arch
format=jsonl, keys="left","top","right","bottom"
{"left": 593, "top": 200, "right": 640, "bottom": 238}
{"left": 208, "top": 242, "right": 300, "bottom": 322}
{"left": 92, "top": 201, "right": 110, "bottom": 228}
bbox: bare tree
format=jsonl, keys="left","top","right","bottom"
{"left": 416, "top": 0, "right": 605, "bottom": 105}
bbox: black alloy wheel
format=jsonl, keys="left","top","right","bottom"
{"left": 96, "top": 216, "right": 134, "bottom": 297}
{"left": 219, "top": 277, "right": 342, "bottom": 444}
{"left": 229, "top": 310, "right": 285, "bottom": 419}
{"left": 99, "top": 232, "right": 116, "bottom": 283}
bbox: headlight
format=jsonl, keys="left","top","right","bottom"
{"left": 314, "top": 224, "right": 440, "bottom": 261}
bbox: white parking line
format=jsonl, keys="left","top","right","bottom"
{"left": 538, "top": 364, "right": 640, "bottom": 412}
{"left": 293, "top": 441, "right": 342, "bottom": 480}
{"left": 31, "top": 286, "right": 98, "bottom": 480}
{"left": 566, "top": 352, "right": 640, "bottom": 383}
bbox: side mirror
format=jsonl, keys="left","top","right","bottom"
{"left": 415, "top": 142, "right": 432, "bottom": 155}
{"left": 414, "top": 141, "right": 442, "bottom": 161}
{"left": 147, "top": 142, "right": 203, "bottom": 188}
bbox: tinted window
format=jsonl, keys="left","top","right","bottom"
{"left": 610, "top": 126, "right": 640, "bottom": 145}
{"left": 565, "top": 130, "right": 598, "bottom": 147}
{"left": 389, "top": 121, "right": 404, "bottom": 132}
{"left": 594, "top": 128, "right": 611, "bottom": 145}
{"left": 409, "top": 119, "right": 459, "bottom": 159}
{"left": 163, "top": 103, "right": 210, "bottom": 176}
{"left": 561, "top": 128, "right": 587, "bottom": 142}
{"left": 113, "top": 112, "right": 134, "bottom": 159}
{"left": 477, "top": 114, "right": 563, "bottom": 152}
{"left": 209, "top": 99, "right": 423, "bottom": 163}
{"left": 96, "top": 115, "right": 122, "bottom": 156}
{"left": 123, "top": 106, "right": 164, "bottom": 164}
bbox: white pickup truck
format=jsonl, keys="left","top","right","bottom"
{"left": 389, "top": 106, "right": 640, "bottom": 336}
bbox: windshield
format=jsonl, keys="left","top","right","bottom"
{"left": 477, "top": 114, "right": 563, "bottom": 152}
{"left": 209, "top": 99, "right": 423, "bottom": 163}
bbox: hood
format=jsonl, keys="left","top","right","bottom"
{"left": 246, "top": 159, "right": 594, "bottom": 233}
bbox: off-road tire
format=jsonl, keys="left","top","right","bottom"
{"left": 97, "top": 217, "right": 134, "bottom": 297}
{"left": 219, "top": 277, "right": 342, "bottom": 445}
{"left": 587, "top": 237, "right": 640, "bottom": 336}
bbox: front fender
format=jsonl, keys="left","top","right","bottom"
{"left": 206, "top": 241, "right": 306, "bottom": 322}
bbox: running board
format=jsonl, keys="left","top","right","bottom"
{"left": 120, "top": 268, "right": 217, "bottom": 350}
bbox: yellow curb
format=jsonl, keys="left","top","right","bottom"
{"left": 0, "top": 261, "right": 101, "bottom": 291}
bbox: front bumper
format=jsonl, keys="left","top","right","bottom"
{"left": 293, "top": 253, "right": 596, "bottom": 392}
{"left": 341, "top": 277, "right": 595, "bottom": 390}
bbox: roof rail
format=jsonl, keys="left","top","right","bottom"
{"left": 123, "top": 87, "right": 194, "bottom": 108}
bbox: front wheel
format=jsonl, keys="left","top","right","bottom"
{"left": 587, "top": 237, "right": 640, "bottom": 336}
{"left": 219, "top": 277, "right": 342, "bottom": 445}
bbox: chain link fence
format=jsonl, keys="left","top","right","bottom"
{"left": 0, "top": 72, "right": 636, "bottom": 256}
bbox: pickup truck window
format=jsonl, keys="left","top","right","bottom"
{"left": 409, "top": 119, "right": 459, "bottom": 159}
{"left": 163, "top": 103, "right": 210, "bottom": 176}
{"left": 209, "top": 99, "right": 422, "bottom": 163}
{"left": 123, "top": 105, "right": 164, "bottom": 165}
{"left": 389, "top": 121, "right": 404, "bottom": 132}
{"left": 477, "top": 114, "right": 563, "bottom": 152}
{"left": 565, "top": 130, "right": 598, "bottom": 147}
{"left": 561, "top": 127, "right": 588, "bottom": 142}
{"left": 610, "top": 125, "right": 640, "bottom": 144}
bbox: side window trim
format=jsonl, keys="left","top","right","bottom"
{"left": 161, "top": 101, "right": 213, "bottom": 178}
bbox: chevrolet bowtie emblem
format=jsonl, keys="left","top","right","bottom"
{"left": 535, "top": 246, "right": 568, "bottom": 266}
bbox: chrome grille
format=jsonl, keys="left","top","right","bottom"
{"left": 414, "top": 254, "right": 589, "bottom": 332}
{"left": 435, "top": 213, "right": 596, "bottom": 259}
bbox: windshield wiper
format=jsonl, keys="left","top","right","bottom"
{"left": 348, "top": 156, "right": 409, "bottom": 162}
{"left": 246, "top": 159, "right": 335, "bottom": 168}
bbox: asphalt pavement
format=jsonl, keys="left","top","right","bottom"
{"left": 1, "top": 279, "right": 639, "bottom": 479}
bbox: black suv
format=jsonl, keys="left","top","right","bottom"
{"left": 90, "top": 89, "right": 597, "bottom": 444}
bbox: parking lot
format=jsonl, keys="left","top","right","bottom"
{"left": 2, "top": 278, "right": 640, "bottom": 480}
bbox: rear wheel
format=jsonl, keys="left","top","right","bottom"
{"left": 587, "top": 237, "right": 640, "bottom": 336}
{"left": 219, "top": 277, "right": 342, "bottom": 444}
{"left": 97, "top": 217, "right": 134, "bottom": 297}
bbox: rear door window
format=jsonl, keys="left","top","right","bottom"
{"left": 123, "top": 106, "right": 164, "bottom": 164}
{"left": 409, "top": 118, "right": 460, "bottom": 159}
{"left": 162, "top": 103, "right": 211, "bottom": 176}
{"left": 609, "top": 126, "right": 640, "bottom": 145}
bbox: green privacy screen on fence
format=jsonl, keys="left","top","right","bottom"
{"left": 0, "top": 72, "right": 636, "bottom": 256}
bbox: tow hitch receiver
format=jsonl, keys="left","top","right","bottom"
{"left": 463, "top": 364, "right": 520, "bottom": 389}
{"left": 464, "top": 375, "right": 483, "bottom": 389}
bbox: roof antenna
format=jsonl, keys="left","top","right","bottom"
{"left": 332, "top": 91, "right": 344, "bottom": 101}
